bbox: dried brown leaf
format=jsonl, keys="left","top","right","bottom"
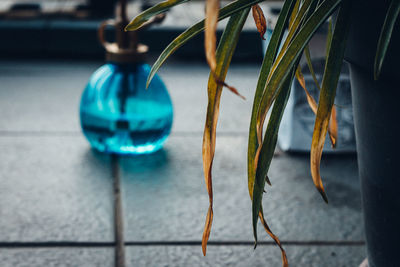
{"left": 201, "top": 9, "right": 250, "bottom": 256}
{"left": 296, "top": 66, "right": 317, "bottom": 113}
{"left": 205, "top": 0, "right": 219, "bottom": 71}
{"left": 202, "top": 113, "right": 217, "bottom": 256}
{"left": 295, "top": 66, "right": 337, "bottom": 147}
{"left": 259, "top": 212, "right": 288, "bottom": 267}
{"left": 202, "top": 206, "right": 213, "bottom": 255}
{"left": 329, "top": 106, "right": 337, "bottom": 148}
{"left": 252, "top": 5, "right": 267, "bottom": 40}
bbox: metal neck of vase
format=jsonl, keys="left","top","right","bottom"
{"left": 98, "top": 0, "right": 148, "bottom": 64}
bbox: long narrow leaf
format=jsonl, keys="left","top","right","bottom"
{"left": 270, "top": 0, "right": 313, "bottom": 76}
{"left": 297, "top": 2, "right": 338, "bottom": 148}
{"left": 324, "top": 16, "right": 338, "bottom": 148}
{"left": 296, "top": 66, "right": 317, "bottom": 113}
{"left": 289, "top": 0, "right": 301, "bottom": 29}
{"left": 255, "top": 0, "right": 342, "bottom": 170}
{"left": 304, "top": 46, "right": 321, "bottom": 91}
{"left": 311, "top": 0, "right": 351, "bottom": 203}
{"left": 202, "top": 8, "right": 250, "bottom": 256}
{"left": 295, "top": 64, "right": 337, "bottom": 147}
{"left": 125, "top": 0, "right": 190, "bottom": 31}
{"left": 374, "top": 0, "right": 400, "bottom": 80}
{"left": 248, "top": 0, "right": 296, "bottom": 250}
{"left": 325, "top": 17, "right": 333, "bottom": 58}
{"left": 252, "top": 71, "right": 295, "bottom": 267}
{"left": 145, "top": 0, "right": 268, "bottom": 88}
{"left": 248, "top": 0, "right": 295, "bottom": 206}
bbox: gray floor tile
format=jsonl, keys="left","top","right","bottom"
{"left": 0, "top": 248, "right": 114, "bottom": 267}
{"left": 0, "top": 61, "right": 257, "bottom": 133}
{"left": 0, "top": 136, "right": 113, "bottom": 242}
{"left": 126, "top": 245, "right": 366, "bottom": 267}
{"left": 0, "top": 61, "right": 99, "bottom": 132}
{"left": 121, "top": 135, "right": 363, "bottom": 242}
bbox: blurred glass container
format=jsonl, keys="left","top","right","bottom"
{"left": 80, "top": 15, "right": 173, "bottom": 155}
{"left": 80, "top": 63, "right": 173, "bottom": 154}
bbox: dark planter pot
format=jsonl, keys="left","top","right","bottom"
{"left": 346, "top": 0, "right": 400, "bottom": 266}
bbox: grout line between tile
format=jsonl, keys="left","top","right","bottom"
{"left": 112, "top": 154, "right": 125, "bottom": 267}
{"left": 124, "top": 240, "right": 366, "bottom": 246}
{"left": 0, "top": 240, "right": 365, "bottom": 248}
{"left": 0, "top": 242, "right": 114, "bottom": 248}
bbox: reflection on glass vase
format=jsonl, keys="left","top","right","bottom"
{"left": 80, "top": 63, "right": 173, "bottom": 155}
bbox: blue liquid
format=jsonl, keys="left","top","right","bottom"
{"left": 80, "top": 63, "right": 173, "bottom": 154}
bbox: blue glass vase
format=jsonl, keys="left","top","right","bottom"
{"left": 80, "top": 63, "right": 173, "bottom": 154}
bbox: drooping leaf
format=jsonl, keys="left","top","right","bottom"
{"left": 252, "top": 71, "right": 295, "bottom": 267}
{"left": 311, "top": 0, "right": 351, "bottom": 203}
{"left": 374, "top": 0, "right": 400, "bottom": 80}
{"left": 296, "top": 65, "right": 317, "bottom": 114}
{"left": 295, "top": 64, "right": 337, "bottom": 147}
{"left": 248, "top": 0, "right": 296, "bottom": 252}
{"left": 323, "top": 17, "right": 338, "bottom": 148}
{"left": 144, "top": 0, "right": 267, "bottom": 88}
{"left": 272, "top": 0, "right": 319, "bottom": 83}
{"left": 259, "top": 211, "right": 288, "bottom": 267}
{"left": 304, "top": 46, "right": 322, "bottom": 91}
{"left": 271, "top": 0, "right": 313, "bottom": 73}
{"left": 255, "top": 0, "right": 342, "bottom": 159}
{"left": 202, "top": 8, "right": 250, "bottom": 256}
{"left": 289, "top": 0, "right": 301, "bottom": 30}
{"left": 125, "top": 0, "right": 190, "bottom": 31}
{"left": 252, "top": 4, "right": 267, "bottom": 40}
{"left": 205, "top": 0, "right": 220, "bottom": 72}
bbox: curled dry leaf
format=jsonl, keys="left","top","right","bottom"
{"left": 295, "top": 66, "right": 337, "bottom": 148}
{"left": 259, "top": 212, "right": 288, "bottom": 267}
{"left": 205, "top": 0, "right": 220, "bottom": 71}
{"left": 252, "top": 4, "right": 267, "bottom": 40}
{"left": 329, "top": 106, "right": 337, "bottom": 148}
{"left": 310, "top": 0, "right": 352, "bottom": 204}
{"left": 202, "top": 9, "right": 250, "bottom": 256}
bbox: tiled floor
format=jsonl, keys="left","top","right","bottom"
{"left": 0, "top": 60, "right": 365, "bottom": 266}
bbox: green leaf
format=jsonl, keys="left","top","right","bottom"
{"left": 201, "top": 8, "right": 250, "bottom": 256}
{"left": 296, "top": 61, "right": 338, "bottom": 148}
{"left": 304, "top": 46, "right": 322, "bottom": 91}
{"left": 252, "top": 70, "right": 295, "bottom": 267}
{"left": 145, "top": 0, "right": 267, "bottom": 88}
{"left": 248, "top": 0, "right": 296, "bottom": 247}
{"left": 251, "top": 0, "right": 341, "bottom": 242}
{"left": 255, "top": 0, "right": 341, "bottom": 151}
{"left": 289, "top": 0, "right": 301, "bottom": 29}
{"left": 374, "top": 0, "right": 400, "bottom": 80}
{"left": 125, "top": 0, "right": 190, "bottom": 31}
{"left": 311, "top": 0, "right": 352, "bottom": 203}
{"left": 325, "top": 17, "right": 333, "bottom": 59}
{"left": 272, "top": 0, "right": 313, "bottom": 68}
{"left": 253, "top": 68, "right": 294, "bottom": 231}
